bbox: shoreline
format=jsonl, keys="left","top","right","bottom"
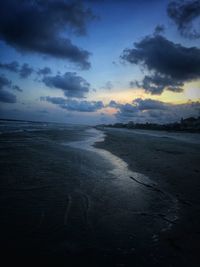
{"left": 95, "top": 127, "right": 200, "bottom": 266}
{"left": 96, "top": 126, "right": 200, "bottom": 144}
{"left": 95, "top": 127, "right": 200, "bottom": 205}
{"left": 1, "top": 123, "right": 200, "bottom": 266}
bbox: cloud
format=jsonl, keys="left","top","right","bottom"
{"left": 0, "top": 74, "right": 21, "bottom": 102}
{"left": 41, "top": 96, "right": 104, "bottom": 112}
{"left": 118, "top": 103, "right": 139, "bottom": 116}
{"left": 109, "top": 98, "right": 200, "bottom": 123}
{"left": 12, "top": 85, "right": 23, "bottom": 92}
{"left": 43, "top": 72, "right": 90, "bottom": 98}
{"left": 0, "top": 75, "right": 16, "bottom": 103}
{"left": 40, "top": 96, "right": 67, "bottom": 105}
{"left": 133, "top": 74, "right": 184, "bottom": 94}
{"left": 0, "top": 60, "right": 54, "bottom": 79}
{"left": 101, "top": 81, "right": 113, "bottom": 90}
{"left": 0, "top": 61, "right": 19, "bottom": 72}
{"left": 19, "top": 63, "right": 34, "bottom": 78}
{"left": 109, "top": 98, "right": 167, "bottom": 111}
{"left": 121, "top": 34, "right": 200, "bottom": 94}
{"left": 0, "top": 0, "right": 94, "bottom": 69}
{"left": 0, "top": 61, "right": 34, "bottom": 78}
{"left": 109, "top": 100, "right": 119, "bottom": 108}
{"left": 154, "top": 24, "right": 165, "bottom": 35}
{"left": 167, "top": 0, "right": 200, "bottom": 39}
{"left": 0, "top": 75, "right": 11, "bottom": 89}
{"left": 0, "top": 90, "right": 16, "bottom": 103}
{"left": 37, "top": 67, "right": 52, "bottom": 76}
{"left": 133, "top": 98, "right": 168, "bottom": 110}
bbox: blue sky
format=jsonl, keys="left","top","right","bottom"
{"left": 0, "top": 0, "right": 200, "bottom": 124}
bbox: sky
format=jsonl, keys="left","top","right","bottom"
{"left": 0, "top": 0, "right": 200, "bottom": 125}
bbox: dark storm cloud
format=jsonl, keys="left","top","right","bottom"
{"left": 43, "top": 72, "right": 90, "bottom": 98}
{"left": 37, "top": 67, "right": 52, "bottom": 76}
{"left": 121, "top": 35, "right": 200, "bottom": 94}
{"left": 0, "top": 0, "right": 94, "bottom": 69}
{"left": 41, "top": 96, "right": 104, "bottom": 112}
{"left": 109, "top": 98, "right": 200, "bottom": 123}
{"left": 0, "top": 61, "right": 19, "bottom": 72}
{"left": 19, "top": 63, "right": 34, "bottom": 78}
{"left": 167, "top": 0, "right": 200, "bottom": 38}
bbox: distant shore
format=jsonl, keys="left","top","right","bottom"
{"left": 98, "top": 116, "right": 200, "bottom": 133}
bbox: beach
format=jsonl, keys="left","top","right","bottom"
{"left": 96, "top": 127, "right": 200, "bottom": 266}
{"left": 0, "top": 121, "right": 200, "bottom": 266}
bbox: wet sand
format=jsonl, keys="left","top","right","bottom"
{"left": 0, "top": 123, "right": 200, "bottom": 266}
{"left": 96, "top": 127, "right": 200, "bottom": 267}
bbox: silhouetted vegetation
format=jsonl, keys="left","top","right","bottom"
{"left": 99, "top": 117, "right": 200, "bottom": 133}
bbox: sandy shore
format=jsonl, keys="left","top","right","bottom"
{"left": 1, "top": 123, "right": 200, "bottom": 266}
{"left": 96, "top": 127, "right": 200, "bottom": 267}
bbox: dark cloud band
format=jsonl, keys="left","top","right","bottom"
{"left": 0, "top": 0, "right": 93, "bottom": 69}
{"left": 167, "top": 0, "right": 200, "bottom": 39}
{"left": 109, "top": 98, "right": 200, "bottom": 123}
{"left": 121, "top": 34, "right": 200, "bottom": 94}
{"left": 43, "top": 72, "right": 91, "bottom": 98}
{"left": 0, "top": 61, "right": 34, "bottom": 78}
{"left": 41, "top": 96, "right": 104, "bottom": 112}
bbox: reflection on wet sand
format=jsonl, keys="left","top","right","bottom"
{"left": 66, "top": 128, "right": 152, "bottom": 186}
{"left": 0, "top": 122, "right": 187, "bottom": 266}
{"left": 65, "top": 127, "right": 179, "bottom": 229}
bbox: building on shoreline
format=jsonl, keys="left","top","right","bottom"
{"left": 100, "top": 117, "right": 200, "bottom": 133}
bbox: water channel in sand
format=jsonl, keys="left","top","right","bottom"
{"left": 64, "top": 128, "right": 179, "bottom": 230}
{"left": 65, "top": 128, "right": 154, "bottom": 187}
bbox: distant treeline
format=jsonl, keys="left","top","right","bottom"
{"left": 99, "top": 117, "right": 200, "bottom": 133}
